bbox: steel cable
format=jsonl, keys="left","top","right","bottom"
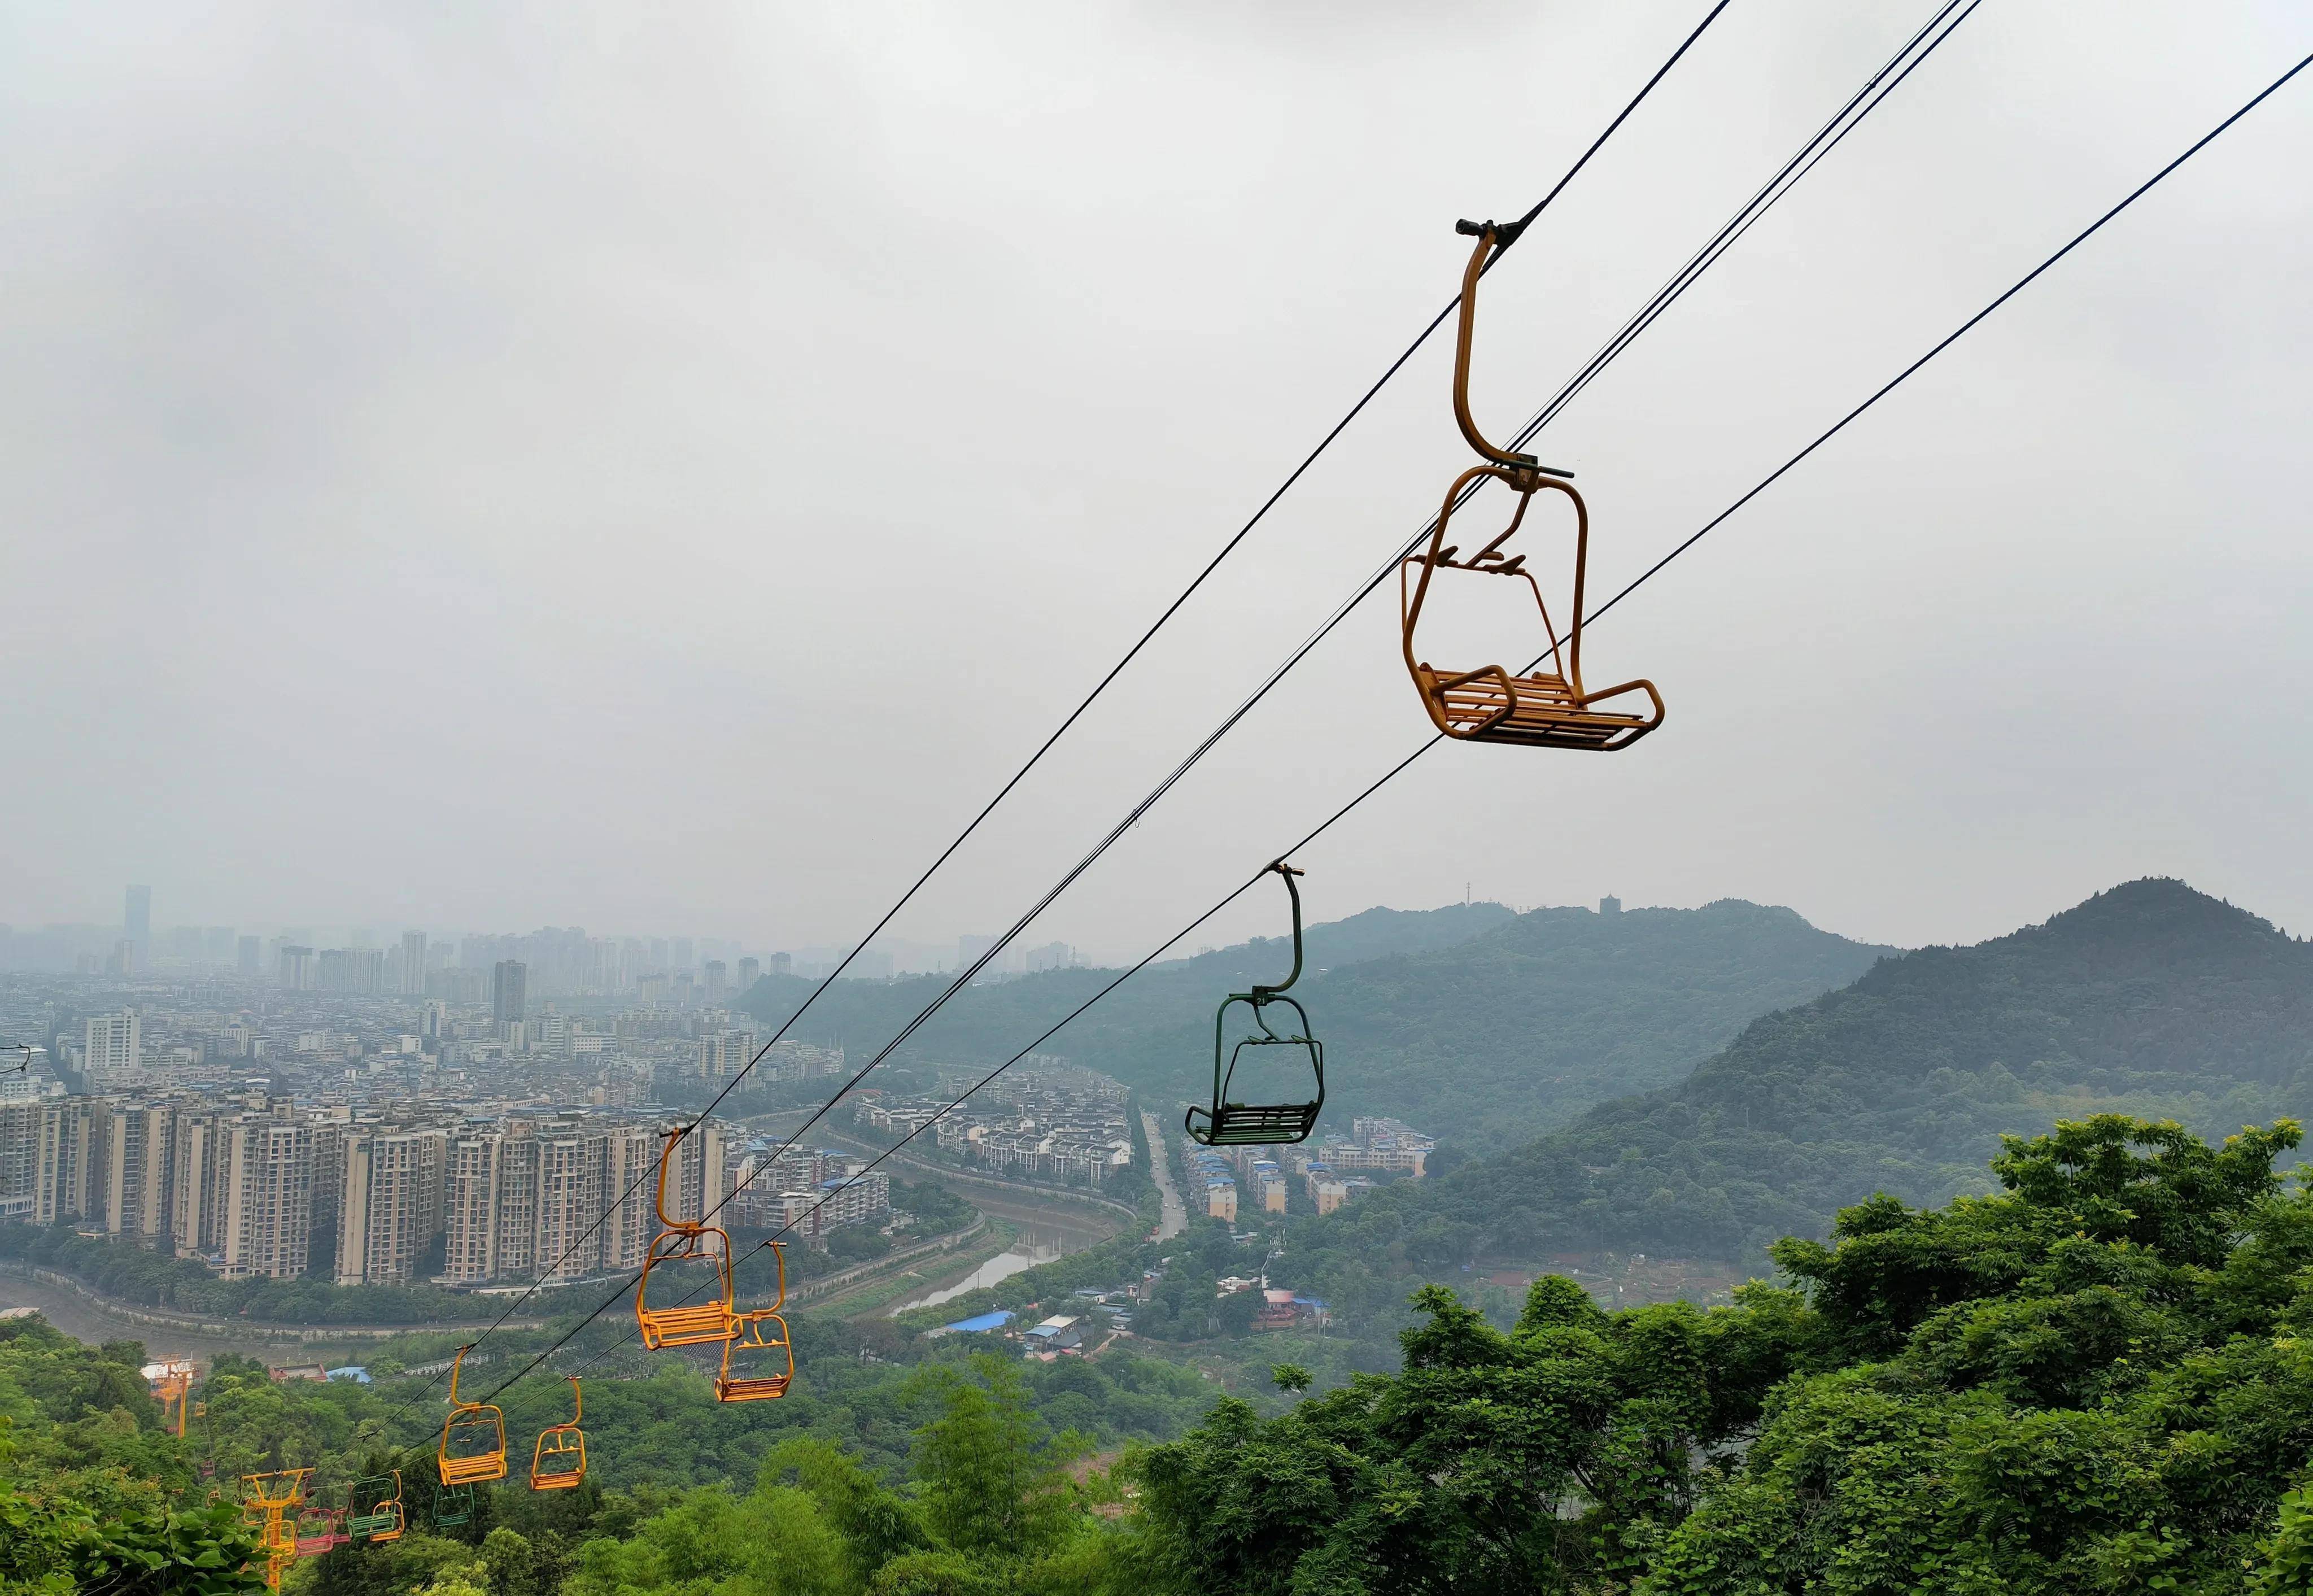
{"left": 513, "top": 36, "right": 2313, "bottom": 1397}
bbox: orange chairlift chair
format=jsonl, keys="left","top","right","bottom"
{"left": 717, "top": 1241, "right": 794, "bottom": 1403}
{"left": 438, "top": 1345, "right": 509, "bottom": 1487}
{"left": 1399, "top": 218, "right": 1663, "bottom": 752}
{"left": 635, "top": 1126, "right": 741, "bottom": 1350}
{"left": 530, "top": 1377, "right": 588, "bottom": 1490}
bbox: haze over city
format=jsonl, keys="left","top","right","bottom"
{"left": 5, "top": 2, "right": 2310, "bottom": 965}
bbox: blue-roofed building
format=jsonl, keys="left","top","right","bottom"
{"left": 927, "top": 1310, "right": 1016, "bottom": 1338}
{"left": 325, "top": 1366, "right": 373, "bottom": 1384}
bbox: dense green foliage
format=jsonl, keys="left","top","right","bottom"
{"left": 1321, "top": 879, "right": 2313, "bottom": 1268}
{"left": 1126, "top": 1115, "right": 2313, "bottom": 1593}
{"left": 22, "top": 1106, "right": 2313, "bottom": 1592}
{"left": 0, "top": 1319, "right": 264, "bottom": 1593}
{"left": 741, "top": 900, "right": 1884, "bottom": 1152}
{"left": 0, "top": 1224, "right": 483, "bottom": 1325}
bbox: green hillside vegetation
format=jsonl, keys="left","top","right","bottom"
{"left": 1296, "top": 899, "right": 1893, "bottom": 1153}
{"left": 20, "top": 1114, "right": 2313, "bottom": 1594}
{"left": 1128, "top": 1115, "right": 2313, "bottom": 1594}
{"left": 1319, "top": 878, "right": 2313, "bottom": 1272}
{"left": 741, "top": 899, "right": 1888, "bottom": 1153}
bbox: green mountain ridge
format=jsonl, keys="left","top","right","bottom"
{"left": 741, "top": 897, "right": 1891, "bottom": 1152}
{"left": 1331, "top": 877, "right": 2313, "bottom": 1266}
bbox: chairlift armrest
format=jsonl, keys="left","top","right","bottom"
{"left": 1430, "top": 664, "right": 1521, "bottom": 737}
{"left": 1431, "top": 663, "right": 1516, "bottom": 694}
{"left": 1571, "top": 677, "right": 1664, "bottom": 725}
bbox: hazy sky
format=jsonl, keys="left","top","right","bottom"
{"left": 3, "top": 1, "right": 2309, "bottom": 962}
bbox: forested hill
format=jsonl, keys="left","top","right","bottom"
{"left": 1302, "top": 898, "right": 1893, "bottom": 1152}
{"left": 1336, "top": 877, "right": 2313, "bottom": 1265}
{"left": 741, "top": 898, "right": 1890, "bottom": 1150}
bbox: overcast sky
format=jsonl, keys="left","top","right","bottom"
{"left": 3, "top": 1, "right": 2309, "bottom": 962}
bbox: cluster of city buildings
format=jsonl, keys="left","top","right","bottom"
{"left": 1182, "top": 1116, "right": 1434, "bottom": 1221}
{"left": 851, "top": 1061, "right": 1135, "bottom": 1187}
{"left": 0, "top": 926, "right": 898, "bottom": 1290}
{"left": 4, "top": 1080, "right": 892, "bottom": 1285}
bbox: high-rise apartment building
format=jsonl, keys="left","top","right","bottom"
{"left": 670, "top": 937, "right": 694, "bottom": 973}
{"left": 318, "top": 948, "right": 386, "bottom": 994}
{"left": 661, "top": 1122, "right": 733, "bottom": 1227}
{"left": 444, "top": 1128, "right": 529, "bottom": 1284}
{"left": 767, "top": 1170, "right": 891, "bottom": 1238}
{"left": 602, "top": 1123, "right": 657, "bottom": 1272}
{"left": 34, "top": 1098, "right": 104, "bottom": 1226}
{"left": 0, "top": 1102, "right": 41, "bottom": 1220}
{"left": 276, "top": 946, "right": 316, "bottom": 989}
{"left": 220, "top": 1117, "right": 313, "bottom": 1279}
{"left": 336, "top": 1127, "right": 447, "bottom": 1286}
{"left": 171, "top": 1110, "right": 229, "bottom": 1257}
{"left": 768, "top": 952, "right": 792, "bottom": 976}
{"left": 737, "top": 957, "right": 760, "bottom": 995}
{"left": 445, "top": 1118, "right": 651, "bottom": 1285}
{"left": 533, "top": 1122, "right": 606, "bottom": 1284}
{"left": 696, "top": 1030, "right": 756, "bottom": 1079}
{"left": 399, "top": 931, "right": 428, "bottom": 996}
{"left": 84, "top": 1013, "right": 141, "bottom": 1088}
{"left": 103, "top": 1102, "right": 173, "bottom": 1240}
{"left": 492, "top": 961, "right": 527, "bottom": 1028}
{"left": 124, "top": 886, "right": 150, "bottom": 966}
{"left": 703, "top": 961, "right": 727, "bottom": 1005}
{"left": 237, "top": 935, "right": 261, "bottom": 974}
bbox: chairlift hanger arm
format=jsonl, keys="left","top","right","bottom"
{"left": 1249, "top": 861, "right": 1306, "bottom": 1000}
{"left": 1451, "top": 222, "right": 1573, "bottom": 482}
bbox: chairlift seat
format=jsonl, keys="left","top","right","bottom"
{"left": 1410, "top": 662, "right": 1661, "bottom": 750}
{"left": 717, "top": 1309, "right": 794, "bottom": 1402}
{"left": 438, "top": 1345, "right": 509, "bottom": 1486}
{"left": 715, "top": 1243, "right": 792, "bottom": 1402}
{"left": 439, "top": 1413, "right": 509, "bottom": 1485}
{"left": 529, "top": 1377, "right": 588, "bottom": 1490}
{"left": 635, "top": 1229, "right": 741, "bottom": 1349}
{"left": 635, "top": 1128, "right": 744, "bottom": 1351}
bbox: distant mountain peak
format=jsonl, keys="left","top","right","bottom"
{"left": 2025, "top": 877, "right": 2289, "bottom": 954}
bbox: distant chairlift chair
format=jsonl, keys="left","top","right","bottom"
{"left": 1186, "top": 862, "right": 1326, "bottom": 1147}
{"left": 529, "top": 1379, "right": 588, "bottom": 1491}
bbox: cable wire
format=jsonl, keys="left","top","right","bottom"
{"left": 380, "top": 6, "right": 1734, "bottom": 1424}
{"left": 503, "top": 38, "right": 2313, "bottom": 1398}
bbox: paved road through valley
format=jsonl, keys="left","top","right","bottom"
{"left": 1142, "top": 1109, "right": 1187, "bottom": 1239}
